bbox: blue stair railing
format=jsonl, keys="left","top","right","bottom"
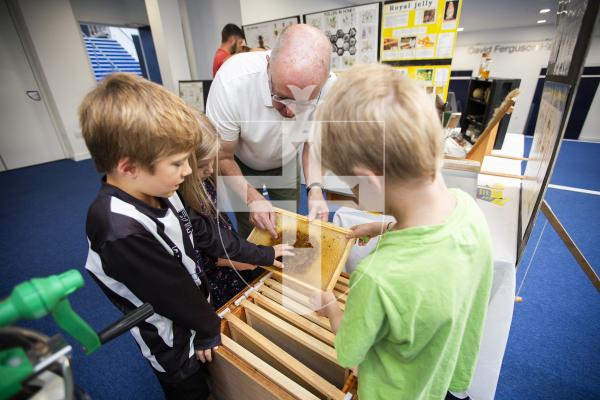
{"left": 82, "top": 34, "right": 143, "bottom": 82}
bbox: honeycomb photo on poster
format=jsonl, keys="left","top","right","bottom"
{"left": 328, "top": 27, "right": 358, "bottom": 57}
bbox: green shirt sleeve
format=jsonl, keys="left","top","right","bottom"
{"left": 335, "top": 270, "right": 387, "bottom": 367}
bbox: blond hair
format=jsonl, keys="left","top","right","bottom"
{"left": 315, "top": 64, "right": 443, "bottom": 182}
{"left": 179, "top": 114, "right": 219, "bottom": 215}
{"left": 79, "top": 73, "right": 201, "bottom": 173}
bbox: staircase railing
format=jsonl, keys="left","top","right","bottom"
{"left": 83, "top": 34, "right": 119, "bottom": 72}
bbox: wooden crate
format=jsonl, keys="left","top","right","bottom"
{"left": 209, "top": 272, "right": 356, "bottom": 400}
{"left": 247, "top": 208, "right": 353, "bottom": 292}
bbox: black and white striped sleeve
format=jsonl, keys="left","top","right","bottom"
{"left": 100, "top": 232, "right": 221, "bottom": 349}
{"left": 191, "top": 211, "right": 275, "bottom": 265}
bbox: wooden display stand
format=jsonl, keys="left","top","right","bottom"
{"left": 442, "top": 89, "right": 523, "bottom": 184}
{"left": 463, "top": 89, "right": 524, "bottom": 180}
{"left": 208, "top": 272, "right": 356, "bottom": 400}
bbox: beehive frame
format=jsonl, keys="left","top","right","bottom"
{"left": 247, "top": 208, "right": 354, "bottom": 292}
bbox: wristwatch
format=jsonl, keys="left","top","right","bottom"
{"left": 306, "top": 182, "right": 324, "bottom": 193}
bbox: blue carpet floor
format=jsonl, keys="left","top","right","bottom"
{"left": 1, "top": 139, "right": 599, "bottom": 399}
{"left": 496, "top": 189, "right": 600, "bottom": 399}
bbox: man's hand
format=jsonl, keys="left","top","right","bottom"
{"left": 307, "top": 187, "right": 329, "bottom": 222}
{"left": 248, "top": 194, "right": 278, "bottom": 238}
{"left": 195, "top": 346, "right": 219, "bottom": 363}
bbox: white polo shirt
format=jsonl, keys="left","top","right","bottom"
{"left": 206, "top": 51, "right": 336, "bottom": 171}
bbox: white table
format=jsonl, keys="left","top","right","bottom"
{"left": 331, "top": 133, "right": 524, "bottom": 400}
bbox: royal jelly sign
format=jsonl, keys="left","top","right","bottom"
{"left": 381, "top": 0, "right": 461, "bottom": 62}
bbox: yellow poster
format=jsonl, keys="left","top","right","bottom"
{"left": 381, "top": 0, "right": 461, "bottom": 62}
{"left": 392, "top": 65, "right": 452, "bottom": 100}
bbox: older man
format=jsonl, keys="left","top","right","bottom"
{"left": 206, "top": 24, "right": 334, "bottom": 239}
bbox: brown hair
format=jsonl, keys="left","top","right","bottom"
{"left": 314, "top": 63, "right": 443, "bottom": 183}
{"left": 79, "top": 72, "right": 201, "bottom": 173}
{"left": 179, "top": 114, "right": 219, "bottom": 215}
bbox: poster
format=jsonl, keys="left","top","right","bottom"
{"left": 304, "top": 2, "right": 381, "bottom": 71}
{"left": 381, "top": 0, "right": 461, "bottom": 62}
{"left": 243, "top": 16, "right": 300, "bottom": 49}
{"left": 393, "top": 64, "right": 451, "bottom": 100}
{"left": 546, "top": 0, "right": 597, "bottom": 84}
{"left": 520, "top": 82, "right": 570, "bottom": 239}
{"left": 179, "top": 81, "right": 204, "bottom": 113}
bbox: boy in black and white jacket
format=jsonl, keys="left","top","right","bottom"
{"left": 80, "top": 73, "right": 292, "bottom": 400}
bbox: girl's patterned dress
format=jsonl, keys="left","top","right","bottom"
{"left": 198, "top": 178, "right": 256, "bottom": 309}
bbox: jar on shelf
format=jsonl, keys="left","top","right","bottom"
{"left": 478, "top": 52, "right": 492, "bottom": 79}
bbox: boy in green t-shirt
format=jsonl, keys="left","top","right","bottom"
{"left": 312, "top": 64, "right": 493, "bottom": 400}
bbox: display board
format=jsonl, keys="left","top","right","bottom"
{"left": 520, "top": 81, "right": 570, "bottom": 236}
{"left": 380, "top": 0, "right": 461, "bottom": 101}
{"left": 393, "top": 64, "right": 451, "bottom": 100}
{"left": 304, "top": 2, "right": 381, "bottom": 71}
{"left": 546, "top": 0, "right": 592, "bottom": 84}
{"left": 518, "top": 0, "right": 599, "bottom": 263}
{"left": 380, "top": 0, "right": 461, "bottom": 62}
{"left": 179, "top": 80, "right": 205, "bottom": 113}
{"left": 243, "top": 16, "right": 300, "bottom": 50}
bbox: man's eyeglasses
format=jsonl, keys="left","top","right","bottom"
{"left": 269, "top": 74, "right": 322, "bottom": 114}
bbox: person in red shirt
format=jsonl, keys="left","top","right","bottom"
{"left": 212, "top": 24, "right": 245, "bottom": 77}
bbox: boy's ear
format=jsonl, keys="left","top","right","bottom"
{"left": 115, "top": 157, "right": 138, "bottom": 177}
{"left": 352, "top": 166, "right": 384, "bottom": 194}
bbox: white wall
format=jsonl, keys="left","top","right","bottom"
{"left": 145, "top": 0, "right": 190, "bottom": 92}
{"left": 579, "top": 35, "right": 600, "bottom": 142}
{"left": 185, "top": 0, "right": 242, "bottom": 79}
{"left": 109, "top": 27, "right": 139, "bottom": 61}
{"left": 70, "top": 0, "right": 149, "bottom": 26}
{"left": 580, "top": 84, "right": 600, "bottom": 142}
{"left": 452, "top": 26, "right": 555, "bottom": 135}
{"left": 452, "top": 26, "right": 600, "bottom": 135}
{"left": 240, "top": 0, "right": 359, "bottom": 25}
{"left": 14, "top": 0, "right": 97, "bottom": 161}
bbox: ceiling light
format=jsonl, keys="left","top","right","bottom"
{"left": 539, "top": 9, "right": 551, "bottom": 13}
{"left": 537, "top": 19, "right": 547, "bottom": 24}
{"left": 457, "top": 27, "right": 464, "bottom": 32}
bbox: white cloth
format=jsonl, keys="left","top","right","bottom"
{"left": 206, "top": 51, "right": 337, "bottom": 171}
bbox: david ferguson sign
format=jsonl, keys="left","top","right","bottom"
{"left": 468, "top": 40, "right": 552, "bottom": 55}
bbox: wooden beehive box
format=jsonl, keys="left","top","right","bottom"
{"left": 208, "top": 271, "right": 356, "bottom": 400}
{"left": 247, "top": 208, "right": 353, "bottom": 293}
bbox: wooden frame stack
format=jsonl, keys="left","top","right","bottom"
{"left": 208, "top": 272, "right": 356, "bottom": 400}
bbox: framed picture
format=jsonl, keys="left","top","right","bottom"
{"left": 303, "top": 2, "right": 381, "bottom": 71}
{"left": 179, "top": 80, "right": 211, "bottom": 113}
{"left": 243, "top": 16, "right": 300, "bottom": 50}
